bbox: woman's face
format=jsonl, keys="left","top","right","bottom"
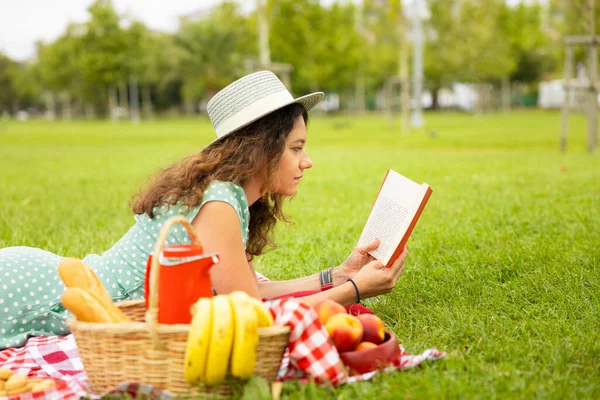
{"left": 272, "top": 116, "right": 312, "bottom": 196}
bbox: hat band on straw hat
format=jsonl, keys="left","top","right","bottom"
{"left": 214, "top": 90, "right": 294, "bottom": 139}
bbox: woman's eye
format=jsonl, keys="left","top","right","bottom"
{"left": 293, "top": 147, "right": 303, "bottom": 153}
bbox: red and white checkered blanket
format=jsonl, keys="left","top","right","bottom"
{"left": 0, "top": 276, "right": 446, "bottom": 399}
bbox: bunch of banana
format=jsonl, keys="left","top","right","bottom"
{"left": 183, "top": 291, "right": 275, "bottom": 386}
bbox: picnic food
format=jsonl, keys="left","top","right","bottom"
{"left": 61, "top": 288, "right": 114, "bottom": 323}
{"left": 313, "top": 299, "right": 347, "bottom": 325}
{"left": 339, "top": 331, "right": 401, "bottom": 375}
{"left": 58, "top": 258, "right": 132, "bottom": 323}
{"left": 204, "top": 295, "right": 234, "bottom": 385}
{"left": 183, "top": 291, "right": 274, "bottom": 386}
{"left": 0, "top": 371, "right": 55, "bottom": 397}
{"left": 325, "top": 313, "right": 364, "bottom": 352}
{"left": 229, "top": 291, "right": 259, "bottom": 379}
{"left": 355, "top": 342, "right": 378, "bottom": 351}
{"left": 356, "top": 314, "right": 385, "bottom": 344}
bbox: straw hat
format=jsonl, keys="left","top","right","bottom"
{"left": 205, "top": 70, "right": 324, "bottom": 147}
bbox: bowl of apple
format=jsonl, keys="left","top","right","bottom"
{"left": 314, "top": 301, "right": 401, "bottom": 375}
{"left": 339, "top": 330, "right": 400, "bottom": 375}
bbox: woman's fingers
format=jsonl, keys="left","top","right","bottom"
{"left": 389, "top": 245, "right": 408, "bottom": 279}
{"left": 357, "top": 238, "right": 380, "bottom": 255}
{"left": 393, "top": 262, "right": 405, "bottom": 281}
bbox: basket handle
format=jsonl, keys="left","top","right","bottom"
{"left": 146, "top": 215, "right": 202, "bottom": 351}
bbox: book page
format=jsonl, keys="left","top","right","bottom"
{"left": 357, "top": 170, "right": 424, "bottom": 264}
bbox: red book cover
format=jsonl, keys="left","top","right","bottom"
{"left": 385, "top": 185, "right": 432, "bottom": 268}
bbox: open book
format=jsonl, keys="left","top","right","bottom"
{"left": 357, "top": 169, "right": 432, "bottom": 267}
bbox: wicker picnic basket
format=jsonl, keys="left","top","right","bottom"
{"left": 67, "top": 216, "right": 290, "bottom": 398}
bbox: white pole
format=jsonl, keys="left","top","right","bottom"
{"left": 411, "top": 0, "right": 424, "bottom": 128}
{"left": 355, "top": 0, "right": 365, "bottom": 114}
{"left": 257, "top": 0, "right": 271, "bottom": 67}
{"left": 399, "top": 10, "right": 410, "bottom": 134}
{"left": 587, "top": 0, "right": 597, "bottom": 153}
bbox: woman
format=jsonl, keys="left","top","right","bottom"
{"left": 0, "top": 71, "right": 407, "bottom": 349}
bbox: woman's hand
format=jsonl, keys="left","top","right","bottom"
{"left": 334, "top": 239, "right": 381, "bottom": 284}
{"left": 350, "top": 245, "right": 408, "bottom": 300}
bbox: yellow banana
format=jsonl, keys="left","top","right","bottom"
{"left": 245, "top": 296, "right": 274, "bottom": 327}
{"left": 183, "top": 297, "right": 212, "bottom": 385}
{"left": 229, "top": 292, "right": 259, "bottom": 379}
{"left": 204, "top": 295, "right": 234, "bottom": 386}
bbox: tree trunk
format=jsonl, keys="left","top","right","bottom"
{"left": 11, "top": 99, "right": 19, "bottom": 116}
{"left": 430, "top": 87, "right": 440, "bottom": 110}
{"left": 475, "top": 84, "right": 484, "bottom": 115}
{"left": 85, "top": 104, "right": 95, "bottom": 119}
{"left": 108, "top": 85, "right": 118, "bottom": 122}
{"left": 142, "top": 84, "right": 153, "bottom": 120}
{"left": 61, "top": 91, "right": 72, "bottom": 120}
{"left": 385, "top": 80, "right": 393, "bottom": 128}
{"left": 502, "top": 77, "right": 510, "bottom": 113}
{"left": 44, "top": 92, "right": 56, "bottom": 120}
{"left": 355, "top": 72, "right": 365, "bottom": 115}
{"left": 129, "top": 77, "right": 140, "bottom": 124}
{"left": 118, "top": 82, "right": 129, "bottom": 119}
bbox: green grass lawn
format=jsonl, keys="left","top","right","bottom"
{"left": 1, "top": 110, "right": 599, "bottom": 399}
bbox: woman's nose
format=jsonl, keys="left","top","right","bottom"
{"left": 301, "top": 154, "right": 313, "bottom": 169}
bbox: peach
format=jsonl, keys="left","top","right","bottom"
{"left": 355, "top": 341, "right": 378, "bottom": 351}
{"left": 313, "top": 299, "right": 347, "bottom": 326}
{"left": 325, "top": 313, "right": 364, "bottom": 352}
{"left": 357, "top": 314, "right": 385, "bottom": 345}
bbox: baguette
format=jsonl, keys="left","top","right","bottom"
{"left": 4, "top": 374, "right": 27, "bottom": 391}
{"left": 31, "top": 379, "right": 55, "bottom": 393}
{"left": 58, "top": 258, "right": 131, "bottom": 322}
{"left": 61, "top": 288, "right": 114, "bottom": 323}
{"left": 0, "top": 368, "right": 12, "bottom": 380}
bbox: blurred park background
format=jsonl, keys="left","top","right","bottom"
{"left": 0, "top": 0, "right": 598, "bottom": 143}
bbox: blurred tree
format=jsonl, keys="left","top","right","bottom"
{"left": 423, "top": 0, "right": 463, "bottom": 108}
{"left": 548, "top": 0, "right": 600, "bottom": 73}
{"left": 423, "top": 0, "right": 516, "bottom": 108}
{"left": 499, "top": 2, "right": 557, "bottom": 84}
{"left": 361, "top": 0, "right": 406, "bottom": 101}
{"left": 175, "top": 1, "right": 255, "bottom": 113}
{"left": 0, "top": 54, "right": 19, "bottom": 113}
{"left": 79, "top": 0, "right": 129, "bottom": 119}
{"left": 550, "top": 0, "right": 600, "bottom": 36}
{"left": 8, "top": 61, "right": 41, "bottom": 112}
{"left": 125, "top": 24, "right": 182, "bottom": 118}
{"left": 36, "top": 24, "right": 87, "bottom": 118}
{"left": 268, "top": 0, "right": 361, "bottom": 95}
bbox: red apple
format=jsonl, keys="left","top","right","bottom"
{"left": 313, "top": 299, "right": 347, "bottom": 326}
{"left": 325, "top": 313, "right": 364, "bottom": 352}
{"left": 355, "top": 341, "right": 378, "bottom": 351}
{"left": 357, "top": 314, "right": 385, "bottom": 345}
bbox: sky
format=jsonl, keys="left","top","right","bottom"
{"left": 1, "top": 0, "right": 532, "bottom": 62}
{"left": 0, "top": 0, "right": 256, "bottom": 61}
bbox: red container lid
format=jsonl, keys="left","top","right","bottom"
{"left": 162, "top": 244, "right": 204, "bottom": 258}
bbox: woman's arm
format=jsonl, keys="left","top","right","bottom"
{"left": 192, "top": 201, "right": 261, "bottom": 298}
{"left": 255, "top": 238, "right": 381, "bottom": 299}
{"left": 256, "top": 247, "right": 409, "bottom": 308}
{"left": 256, "top": 267, "right": 348, "bottom": 300}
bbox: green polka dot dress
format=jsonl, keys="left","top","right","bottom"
{"left": 0, "top": 181, "right": 249, "bottom": 349}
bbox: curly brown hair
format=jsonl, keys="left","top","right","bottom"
{"left": 131, "top": 103, "right": 308, "bottom": 259}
